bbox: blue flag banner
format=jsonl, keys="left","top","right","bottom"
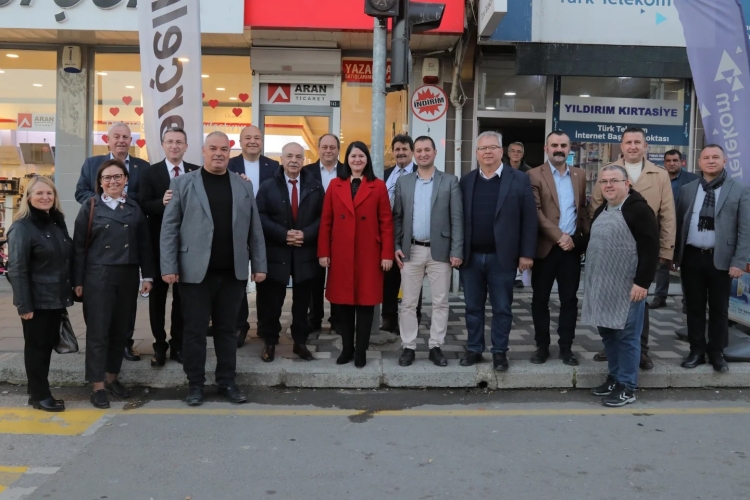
{"left": 674, "top": 0, "right": 750, "bottom": 183}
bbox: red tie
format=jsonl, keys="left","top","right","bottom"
{"left": 173, "top": 166, "right": 180, "bottom": 177}
{"left": 289, "top": 179, "right": 298, "bottom": 222}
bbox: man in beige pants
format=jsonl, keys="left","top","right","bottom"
{"left": 392, "top": 136, "right": 464, "bottom": 367}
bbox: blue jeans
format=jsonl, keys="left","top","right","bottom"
{"left": 598, "top": 300, "right": 645, "bottom": 391}
{"left": 460, "top": 252, "right": 516, "bottom": 354}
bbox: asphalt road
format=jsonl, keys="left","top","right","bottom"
{"left": 1, "top": 386, "right": 749, "bottom": 500}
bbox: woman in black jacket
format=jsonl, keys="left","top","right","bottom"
{"left": 7, "top": 176, "right": 73, "bottom": 412}
{"left": 73, "top": 159, "right": 154, "bottom": 409}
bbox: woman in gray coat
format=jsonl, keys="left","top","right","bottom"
{"left": 73, "top": 159, "right": 154, "bottom": 409}
{"left": 7, "top": 176, "right": 73, "bottom": 412}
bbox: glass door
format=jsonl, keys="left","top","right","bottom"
{"left": 260, "top": 111, "right": 332, "bottom": 166}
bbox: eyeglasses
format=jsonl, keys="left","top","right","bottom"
{"left": 163, "top": 140, "right": 186, "bottom": 146}
{"left": 598, "top": 179, "right": 627, "bottom": 186}
{"left": 477, "top": 146, "right": 501, "bottom": 152}
{"left": 101, "top": 174, "right": 125, "bottom": 183}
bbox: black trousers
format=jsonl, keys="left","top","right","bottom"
{"left": 681, "top": 246, "right": 731, "bottom": 354}
{"left": 531, "top": 246, "right": 581, "bottom": 349}
{"left": 237, "top": 286, "right": 265, "bottom": 334}
{"left": 180, "top": 270, "right": 246, "bottom": 387}
{"left": 149, "top": 279, "right": 183, "bottom": 354}
{"left": 258, "top": 278, "right": 313, "bottom": 345}
{"left": 338, "top": 305, "right": 374, "bottom": 353}
{"left": 83, "top": 265, "right": 140, "bottom": 382}
{"left": 22, "top": 308, "right": 64, "bottom": 401}
{"left": 382, "top": 264, "right": 422, "bottom": 321}
{"left": 308, "top": 267, "right": 338, "bottom": 327}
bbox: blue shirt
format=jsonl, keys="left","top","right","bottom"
{"left": 550, "top": 162, "right": 577, "bottom": 235}
{"left": 412, "top": 170, "right": 434, "bottom": 242}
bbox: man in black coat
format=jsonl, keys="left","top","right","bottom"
{"left": 139, "top": 127, "right": 199, "bottom": 366}
{"left": 228, "top": 125, "right": 280, "bottom": 346}
{"left": 303, "top": 133, "right": 344, "bottom": 332}
{"left": 255, "top": 142, "right": 325, "bottom": 362}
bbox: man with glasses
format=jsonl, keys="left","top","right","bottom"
{"left": 75, "top": 122, "right": 151, "bottom": 362}
{"left": 139, "top": 127, "right": 199, "bottom": 367}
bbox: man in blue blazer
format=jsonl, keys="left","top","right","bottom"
{"left": 75, "top": 123, "right": 150, "bottom": 205}
{"left": 459, "top": 131, "right": 538, "bottom": 371}
{"left": 227, "top": 125, "right": 280, "bottom": 346}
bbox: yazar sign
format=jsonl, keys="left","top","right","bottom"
{"left": 0, "top": 0, "right": 243, "bottom": 34}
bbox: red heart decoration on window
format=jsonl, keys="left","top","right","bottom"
{"left": 232, "top": 108, "right": 243, "bottom": 117}
{"left": 202, "top": 93, "right": 205, "bottom": 99}
{"left": 230, "top": 140, "right": 236, "bottom": 148}
{"left": 134, "top": 107, "right": 143, "bottom": 116}
{"left": 122, "top": 96, "right": 133, "bottom": 105}
{"left": 208, "top": 100, "right": 219, "bottom": 109}
{"left": 102, "top": 134, "right": 109, "bottom": 144}
{"left": 136, "top": 139, "right": 146, "bottom": 148}
{"left": 238, "top": 93, "right": 249, "bottom": 103}
{"left": 109, "top": 107, "right": 120, "bottom": 117}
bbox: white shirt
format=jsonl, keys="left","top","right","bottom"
{"left": 243, "top": 158, "right": 261, "bottom": 197}
{"left": 625, "top": 161, "right": 642, "bottom": 184}
{"left": 166, "top": 160, "right": 185, "bottom": 179}
{"left": 284, "top": 173, "right": 300, "bottom": 202}
{"left": 110, "top": 153, "right": 131, "bottom": 194}
{"left": 686, "top": 185, "right": 721, "bottom": 249}
{"left": 479, "top": 164, "right": 503, "bottom": 179}
{"left": 319, "top": 162, "right": 338, "bottom": 191}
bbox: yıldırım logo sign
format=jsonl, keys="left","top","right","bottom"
{"left": 0, "top": 0, "right": 137, "bottom": 23}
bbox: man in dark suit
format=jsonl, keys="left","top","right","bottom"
{"left": 304, "top": 133, "right": 344, "bottom": 332}
{"left": 74, "top": 122, "right": 150, "bottom": 362}
{"left": 382, "top": 134, "right": 422, "bottom": 333}
{"left": 139, "top": 127, "right": 199, "bottom": 367}
{"left": 228, "top": 125, "right": 280, "bottom": 347}
{"left": 459, "top": 131, "right": 538, "bottom": 371}
{"left": 256, "top": 142, "right": 325, "bottom": 362}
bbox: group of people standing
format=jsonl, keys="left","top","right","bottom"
{"left": 7, "top": 120, "right": 749, "bottom": 412}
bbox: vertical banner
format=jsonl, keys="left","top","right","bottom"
{"left": 138, "top": 0, "right": 203, "bottom": 165}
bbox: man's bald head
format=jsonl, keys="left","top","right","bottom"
{"left": 240, "top": 125, "right": 264, "bottom": 161}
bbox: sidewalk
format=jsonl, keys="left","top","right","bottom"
{"left": 1, "top": 279, "right": 749, "bottom": 389}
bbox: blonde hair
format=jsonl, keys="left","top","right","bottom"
{"left": 14, "top": 176, "right": 63, "bottom": 222}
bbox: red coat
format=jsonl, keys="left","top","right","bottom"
{"left": 318, "top": 176, "right": 394, "bottom": 306}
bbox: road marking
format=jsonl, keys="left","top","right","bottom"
{"left": 0, "top": 467, "right": 28, "bottom": 496}
{"left": 0, "top": 409, "right": 107, "bottom": 436}
{"left": 0, "top": 487, "right": 37, "bottom": 500}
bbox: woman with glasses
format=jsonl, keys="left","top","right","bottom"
{"left": 73, "top": 159, "right": 154, "bottom": 408}
{"left": 7, "top": 176, "right": 72, "bottom": 412}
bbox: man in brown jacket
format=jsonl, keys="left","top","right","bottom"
{"left": 589, "top": 126, "right": 676, "bottom": 370}
{"left": 529, "top": 131, "right": 591, "bottom": 366}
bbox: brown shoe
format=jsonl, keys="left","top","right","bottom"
{"left": 261, "top": 344, "right": 275, "bottom": 363}
{"left": 640, "top": 352, "right": 654, "bottom": 370}
{"left": 593, "top": 349, "right": 607, "bottom": 362}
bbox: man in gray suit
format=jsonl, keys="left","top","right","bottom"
{"left": 393, "top": 136, "right": 463, "bottom": 367}
{"left": 161, "top": 131, "right": 267, "bottom": 406}
{"left": 674, "top": 144, "right": 750, "bottom": 373}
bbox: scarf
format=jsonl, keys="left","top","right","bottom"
{"left": 101, "top": 193, "right": 127, "bottom": 205}
{"left": 698, "top": 169, "right": 727, "bottom": 231}
{"left": 350, "top": 177, "right": 362, "bottom": 201}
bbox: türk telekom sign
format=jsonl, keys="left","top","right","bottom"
{"left": 0, "top": 0, "right": 243, "bottom": 34}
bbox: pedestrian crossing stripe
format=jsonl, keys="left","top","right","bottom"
{"left": 0, "top": 467, "right": 28, "bottom": 494}
{"left": 0, "top": 466, "right": 59, "bottom": 497}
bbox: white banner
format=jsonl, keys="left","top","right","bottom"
{"left": 138, "top": 0, "right": 203, "bottom": 166}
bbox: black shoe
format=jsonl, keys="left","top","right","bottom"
{"left": 591, "top": 375, "right": 617, "bottom": 396}
{"left": 593, "top": 348, "right": 607, "bottom": 362}
{"left": 218, "top": 383, "right": 247, "bottom": 404}
{"left": 354, "top": 351, "right": 367, "bottom": 368}
{"left": 648, "top": 296, "right": 667, "bottom": 309}
{"left": 681, "top": 351, "right": 706, "bottom": 368}
{"left": 380, "top": 317, "right": 397, "bottom": 332}
{"left": 236, "top": 329, "right": 248, "bottom": 348}
{"left": 261, "top": 344, "right": 275, "bottom": 363}
{"left": 529, "top": 347, "right": 550, "bottom": 364}
{"left": 186, "top": 386, "right": 203, "bottom": 406}
{"left": 492, "top": 352, "right": 509, "bottom": 372}
{"left": 28, "top": 397, "right": 65, "bottom": 412}
{"left": 293, "top": 343, "right": 314, "bottom": 361}
{"left": 105, "top": 379, "right": 130, "bottom": 399}
{"left": 559, "top": 348, "right": 579, "bottom": 366}
{"left": 514, "top": 279, "right": 524, "bottom": 289}
{"left": 708, "top": 352, "right": 729, "bottom": 373}
{"left": 123, "top": 346, "right": 141, "bottom": 361}
{"left": 90, "top": 389, "right": 110, "bottom": 409}
{"left": 460, "top": 351, "right": 484, "bottom": 366}
{"left": 151, "top": 351, "right": 166, "bottom": 367}
{"left": 639, "top": 352, "right": 654, "bottom": 371}
{"left": 170, "top": 350, "right": 183, "bottom": 364}
{"left": 602, "top": 383, "right": 636, "bottom": 407}
{"left": 399, "top": 348, "right": 416, "bottom": 367}
{"left": 336, "top": 350, "right": 354, "bottom": 365}
{"left": 429, "top": 347, "right": 448, "bottom": 367}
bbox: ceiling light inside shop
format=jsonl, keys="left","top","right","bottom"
{"left": 0, "top": 70, "right": 5, "bottom": 74}
{"left": 485, "top": 107, "right": 496, "bottom": 110}
{"left": 216, "top": 87, "right": 225, "bottom": 91}
{"left": 6, "top": 54, "right": 19, "bottom": 58}
{"left": 33, "top": 84, "right": 42, "bottom": 87}
{"left": 504, "top": 92, "right": 516, "bottom": 96}
{"left": 97, "top": 72, "right": 108, "bottom": 76}
{"left": 178, "top": 58, "right": 189, "bottom": 62}
{"left": 125, "top": 85, "right": 135, "bottom": 89}
{"left": 229, "top": 97, "right": 238, "bottom": 100}
{"left": 201, "top": 74, "right": 209, "bottom": 78}
{"left": 579, "top": 94, "right": 591, "bottom": 98}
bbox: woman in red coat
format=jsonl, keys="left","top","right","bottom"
{"left": 318, "top": 141, "right": 394, "bottom": 368}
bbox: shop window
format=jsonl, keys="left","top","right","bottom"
{"left": 479, "top": 59, "right": 546, "bottom": 112}
{"left": 0, "top": 49, "right": 57, "bottom": 232}
{"left": 93, "top": 53, "right": 252, "bottom": 161}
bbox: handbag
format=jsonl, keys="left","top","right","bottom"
{"left": 54, "top": 312, "right": 79, "bottom": 354}
{"left": 72, "top": 197, "right": 95, "bottom": 303}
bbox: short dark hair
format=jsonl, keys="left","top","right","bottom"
{"left": 96, "top": 159, "right": 129, "bottom": 195}
{"left": 414, "top": 136, "right": 436, "bottom": 149}
{"left": 341, "top": 141, "right": 376, "bottom": 182}
{"left": 622, "top": 126, "right": 647, "bottom": 141}
{"left": 318, "top": 133, "right": 340, "bottom": 149}
{"left": 391, "top": 134, "right": 414, "bottom": 151}
{"left": 664, "top": 149, "right": 682, "bottom": 160}
{"left": 701, "top": 144, "right": 726, "bottom": 156}
{"left": 162, "top": 127, "right": 187, "bottom": 143}
{"left": 545, "top": 130, "right": 569, "bottom": 143}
